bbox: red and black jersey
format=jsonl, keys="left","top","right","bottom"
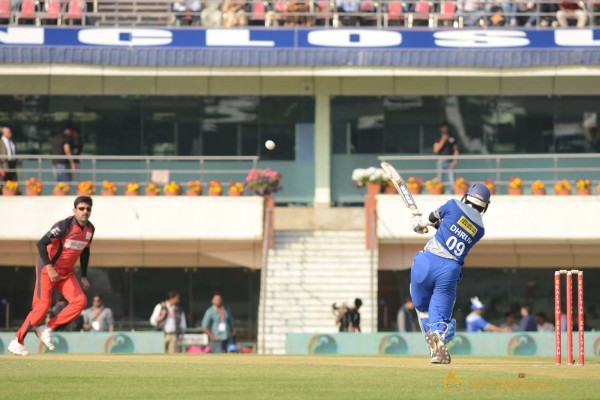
{"left": 37, "top": 216, "right": 95, "bottom": 277}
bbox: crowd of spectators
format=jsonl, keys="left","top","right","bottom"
{"left": 1, "top": 0, "right": 599, "bottom": 28}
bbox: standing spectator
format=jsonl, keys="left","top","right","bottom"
{"left": 433, "top": 121, "right": 459, "bottom": 188}
{"left": 0, "top": 126, "right": 17, "bottom": 182}
{"left": 173, "top": 0, "right": 201, "bottom": 26}
{"left": 556, "top": 0, "right": 587, "bottom": 27}
{"left": 7, "top": 196, "right": 94, "bottom": 356}
{"left": 397, "top": 298, "right": 417, "bottom": 332}
{"left": 50, "top": 127, "right": 76, "bottom": 183}
{"left": 519, "top": 306, "right": 537, "bottom": 331}
{"left": 536, "top": 312, "right": 554, "bottom": 332}
{"left": 201, "top": 293, "right": 237, "bottom": 353}
{"left": 222, "top": 0, "right": 247, "bottom": 27}
{"left": 150, "top": 290, "right": 187, "bottom": 354}
{"left": 337, "top": 298, "right": 362, "bottom": 332}
{"left": 500, "top": 311, "right": 519, "bottom": 331}
{"left": 466, "top": 297, "right": 511, "bottom": 332}
{"left": 82, "top": 295, "right": 114, "bottom": 332}
{"left": 336, "top": 0, "right": 360, "bottom": 26}
{"left": 70, "top": 127, "right": 83, "bottom": 182}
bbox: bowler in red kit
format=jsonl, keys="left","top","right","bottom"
{"left": 8, "top": 196, "right": 95, "bottom": 355}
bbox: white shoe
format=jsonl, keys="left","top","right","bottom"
{"left": 35, "top": 325, "right": 55, "bottom": 351}
{"left": 8, "top": 339, "right": 29, "bottom": 356}
{"left": 426, "top": 331, "right": 451, "bottom": 364}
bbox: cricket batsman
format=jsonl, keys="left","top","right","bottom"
{"left": 8, "top": 196, "right": 95, "bottom": 356}
{"left": 409, "top": 183, "right": 490, "bottom": 364}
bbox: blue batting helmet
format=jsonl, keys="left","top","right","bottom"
{"left": 463, "top": 183, "right": 491, "bottom": 213}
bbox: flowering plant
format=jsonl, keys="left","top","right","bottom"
{"left": 101, "top": 180, "right": 117, "bottom": 195}
{"left": 454, "top": 177, "right": 470, "bottom": 191}
{"left": 145, "top": 182, "right": 161, "bottom": 195}
{"left": 484, "top": 179, "right": 495, "bottom": 193}
{"left": 164, "top": 181, "right": 182, "bottom": 195}
{"left": 208, "top": 180, "right": 223, "bottom": 195}
{"left": 425, "top": 178, "right": 444, "bottom": 192}
{"left": 554, "top": 179, "right": 571, "bottom": 192}
{"left": 3, "top": 180, "right": 18, "bottom": 191}
{"left": 187, "top": 180, "right": 202, "bottom": 194}
{"left": 576, "top": 179, "right": 591, "bottom": 190}
{"left": 229, "top": 181, "right": 244, "bottom": 195}
{"left": 351, "top": 167, "right": 386, "bottom": 187}
{"left": 405, "top": 177, "right": 422, "bottom": 191}
{"left": 508, "top": 176, "right": 523, "bottom": 189}
{"left": 126, "top": 181, "right": 140, "bottom": 194}
{"left": 53, "top": 182, "right": 70, "bottom": 194}
{"left": 78, "top": 181, "right": 95, "bottom": 195}
{"left": 245, "top": 168, "right": 282, "bottom": 196}
{"left": 531, "top": 180, "right": 545, "bottom": 191}
{"left": 25, "top": 177, "right": 42, "bottom": 194}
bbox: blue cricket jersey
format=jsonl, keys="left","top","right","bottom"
{"left": 466, "top": 312, "right": 490, "bottom": 332}
{"left": 424, "top": 199, "right": 485, "bottom": 265}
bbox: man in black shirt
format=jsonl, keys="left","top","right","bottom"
{"left": 50, "top": 127, "right": 77, "bottom": 183}
{"left": 433, "top": 122, "right": 459, "bottom": 187}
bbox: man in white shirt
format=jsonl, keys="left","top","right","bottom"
{"left": 0, "top": 126, "right": 17, "bottom": 182}
{"left": 150, "top": 290, "right": 187, "bottom": 353}
{"left": 536, "top": 312, "right": 554, "bottom": 332}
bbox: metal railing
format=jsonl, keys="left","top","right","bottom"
{"left": 2, "top": 0, "right": 600, "bottom": 29}
{"left": 378, "top": 153, "right": 600, "bottom": 194}
{"left": 0, "top": 154, "right": 259, "bottom": 194}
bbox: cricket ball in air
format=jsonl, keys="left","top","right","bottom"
{"left": 265, "top": 140, "right": 276, "bottom": 150}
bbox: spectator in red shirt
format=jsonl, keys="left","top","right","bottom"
{"left": 8, "top": 196, "right": 95, "bottom": 356}
{"left": 556, "top": 0, "right": 587, "bottom": 27}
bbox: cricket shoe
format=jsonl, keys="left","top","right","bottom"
{"left": 8, "top": 339, "right": 29, "bottom": 356}
{"left": 426, "top": 331, "right": 451, "bottom": 364}
{"left": 36, "top": 325, "right": 55, "bottom": 351}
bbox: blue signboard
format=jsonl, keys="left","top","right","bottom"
{"left": 1, "top": 27, "right": 600, "bottom": 49}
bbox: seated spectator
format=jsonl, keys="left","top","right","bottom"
{"left": 535, "top": 312, "right": 554, "bottom": 332}
{"left": 539, "top": 2, "right": 558, "bottom": 27}
{"left": 286, "top": 0, "right": 313, "bottom": 26}
{"left": 46, "top": 296, "right": 83, "bottom": 331}
{"left": 457, "top": 0, "right": 484, "bottom": 26}
{"left": 500, "top": 311, "right": 519, "bottom": 331}
{"left": 336, "top": 0, "right": 360, "bottom": 26}
{"left": 222, "top": 0, "right": 247, "bottom": 26}
{"left": 82, "top": 295, "right": 115, "bottom": 332}
{"left": 514, "top": 1, "right": 536, "bottom": 27}
{"left": 487, "top": 0, "right": 506, "bottom": 26}
{"left": 519, "top": 306, "right": 537, "bottom": 331}
{"left": 173, "top": 0, "right": 201, "bottom": 26}
{"left": 556, "top": 0, "right": 587, "bottom": 27}
{"left": 201, "top": 0, "right": 223, "bottom": 27}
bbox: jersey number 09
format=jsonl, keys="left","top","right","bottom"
{"left": 446, "top": 236, "right": 465, "bottom": 257}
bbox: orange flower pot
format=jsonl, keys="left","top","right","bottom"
{"left": 165, "top": 192, "right": 180, "bottom": 196}
{"left": 125, "top": 191, "right": 140, "bottom": 196}
{"left": 428, "top": 187, "right": 444, "bottom": 195}
{"left": 78, "top": 191, "right": 93, "bottom": 196}
{"left": 2, "top": 188, "right": 17, "bottom": 196}
{"left": 101, "top": 191, "right": 116, "bottom": 196}
{"left": 383, "top": 186, "right": 396, "bottom": 195}
{"left": 25, "top": 188, "right": 41, "bottom": 196}
{"left": 577, "top": 189, "right": 591, "bottom": 196}
{"left": 508, "top": 188, "right": 523, "bottom": 196}
{"left": 366, "top": 182, "right": 381, "bottom": 195}
{"left": 555, "top": 189, "right": 571, "bottom": 196}
{"left": 53, "top": 191, "right": 68, "bottom": 196}
{"left": 531, "top": 189, "right": 546, "bottom": 196}
{"left": 208, "top": 189, "right": 222, "bottom": 196}
{"left": 408, "top": 187, "right": 422, "bottom": 195}
{"left": 454, "top": 188, "right": 467, "bottom": 196}
{"left": 228, "top": 190, "right": 243, "bottom": 196}
{"left": 146, "top": 192, "right": 160, "bottom": 196}
{"left": 186, "top": 190, "right": 201, "bottom": 196}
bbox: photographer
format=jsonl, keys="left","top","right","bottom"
{"left": 334, "top": 298, "right": 362, "bottom": 333}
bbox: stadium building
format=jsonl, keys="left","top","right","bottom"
{"left": 1, "top": 2, "right": 599, "bottom": 356}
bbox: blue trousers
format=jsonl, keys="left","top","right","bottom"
{"left": 410, "top": 251, "right": 461, "bottom": 333}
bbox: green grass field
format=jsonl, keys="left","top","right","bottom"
{"left": 0, "top": 355, "right": 598, "bottom": 400}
